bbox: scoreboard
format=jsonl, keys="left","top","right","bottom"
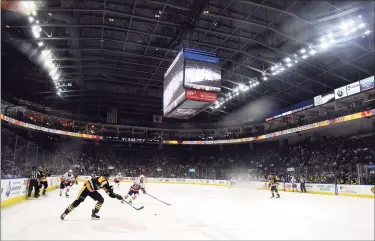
{"left": 163, "top": 49, "right": 221, "bottom": 119}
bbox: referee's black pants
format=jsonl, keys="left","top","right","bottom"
{"left": 300, "top": 183, "right": 307, "bottom": 193}
{"left": 28, "top": 179, "right": 40, "bottom": 198}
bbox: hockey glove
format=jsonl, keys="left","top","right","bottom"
{"left": 116, "top": 194, "right": 123, "bottom": 200}
{"left": 108, "top": 192, "right": 117, "bottom": 199}
{"left": 142, "top": 189, "right": 146, "bottom": 194}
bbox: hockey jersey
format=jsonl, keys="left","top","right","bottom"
{"left": 115, "top": 174, "right": 122, "bottom": 180}
{"left": 130, "top": 178, "right": 145, "bottom": 192}
{"left": 61, "top": 172, "right": 75, "bottom": 183}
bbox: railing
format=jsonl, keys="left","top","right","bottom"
{"left": 1, "top": 129, "right": 72, "bottom": 178}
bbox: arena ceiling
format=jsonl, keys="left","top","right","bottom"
{"left": 2, "top": 0, "right": 375, "bottom": 123}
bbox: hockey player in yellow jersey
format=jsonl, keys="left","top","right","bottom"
{"left": 268, "top": 175, "right": 280, "bottom": 198}
{"left": 60, "top": 173, "right": 123, "bottom": 220}
{"left": 39, "top": 165, "right": 50, "bottom": 196}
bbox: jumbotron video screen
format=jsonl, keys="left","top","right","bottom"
{"left": 163, "top": 52, "right": 185, "bottom": 116}
{"left": 184, "top": 59, "right": 221, "bottom": 92}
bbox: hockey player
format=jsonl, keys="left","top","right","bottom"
{"left": 114, "top": 172, "right": 122, "bottom": 188}
{"left": 228, "top": 177, "right": 236, "bottom": 188}
{"left": 60, "top": 173, "right": 123, "bottom": 220}
{"left": 123, "top": 175, "right": 146, "bottom": 204}
{"left": 60, "top": 170, "right": 75, "bottom": 198}
{"left": 291, "top": 176, "right": 298, "bottom": 192}
{"left": 269, "top": 175, "right": 280, "bottom": 198}
{"left": 39, "top": 165, "right": 51, "bottom": 196}
{"left": 74, "top": 174, "right": 79, "bottom": 185}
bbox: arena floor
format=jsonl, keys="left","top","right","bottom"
{"left": 1, "top": 183, "right": 374, "bottom": 240}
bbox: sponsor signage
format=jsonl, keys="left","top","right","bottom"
{"left": 346, "top": 81, "right": 360, "bottom": 96}
{"left": 339, "top": 185, "right": 359, "bottom": 194}
{"left": 315, "top": 184, "right": 335, "bottom": 192}
{"left": 185, "top": 89, "right": 217, "bottom": 102}
{"left": 334, "top": 86, "right": 347, "bottom": 100}
{"left": 314, "top": 92, "right": 335, "bottom": 106}
{"left": 359, "top": 76, "right": 374, "bottom": 91}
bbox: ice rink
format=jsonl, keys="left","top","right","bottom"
{"left": 1, "top": 183, "right": 374, "bottom": 240}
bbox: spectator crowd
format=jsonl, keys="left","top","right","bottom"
{"left": 1, "top": 126, "right": 374, "bottom": 185}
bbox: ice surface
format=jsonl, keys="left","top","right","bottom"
{"left": 1, "top": 183, "right": 374, "bottom": 240}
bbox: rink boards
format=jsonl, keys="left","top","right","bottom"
{"left": 0, "top": 176, "right": 60, "bottom": 208}
{"left": 1, "top": 176, "right": 374, "bottom": 208}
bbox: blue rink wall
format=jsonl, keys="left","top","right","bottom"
{"left": 1, "top": 176, "right": 374, "bottom": 208}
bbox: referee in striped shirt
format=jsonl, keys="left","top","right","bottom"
{"left": 28, "top": 166, "right": 40, "bottom": 199}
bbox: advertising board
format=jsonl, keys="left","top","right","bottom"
{"left": 334, "top": 86, "right": 348, "bottom": 100}
{"left": 359, "top": 76, "right": 374, "bottom": 91}
{"left": 314, "top": 91, "right": 335, "bottom": 106}
{"left": 346, "top": 81, "right": 360, "bottom": 96}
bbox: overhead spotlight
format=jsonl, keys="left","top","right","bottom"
{"left": 158, "top": 10, "right": 162, "bottom": 14}
{"left": 286, "top": 63, "right": 293, "bottom": 67}
{"left": 364, "top": 30, "right": 371, "bottom": 35}
{"left": 301, "top": 55, "right": 308, "bottom": 59}
{"left": 348, "top": 19, "right": 355, "bottom": 27}
{"left": 300, "top": 48, "right": 306, "bottom": 54}
{"left": 57, "top": 91, "right": 61, "bottom": 96}
{"left": 154, "top": 14, "right": 160, "bottom": 18}
{"left": 358, "top": 23, "right": 365, "bottom": 29}
{"left": 108, "top": 18, "right": 114, "bottom": 22}
{"left": 309, "top": 49, "right": 316, "bottom": 55}
{"left": 262, "top": 72, "right": 266, "bottom": 76}
{"left": 329, "top": 39, "right": 336, "bottom": 44}
{"left": 340, "top": 21, "right": 349, "bottom": 30}
{"left": 31, "top": 11, "right": 37, "bottom": 16}
{"left": 284, "top": 57, "right": 291, "bottom": 62}
{"left": 29, "top": 16, "right": 34, "bottom": 23}
{"left": 48, "top": 12, "right": 52, "bottom": 16}
{"left": 350, "top": 27, "right": 357, "bottom": 33}
{"left": 263, "top": 77, "right": 268, "bottom": 81}
{"left": 38, "top": 42, "right": 44, "bottom": 47}
{"left": 294, "top": 59, "right": 298, "bottom": 63}
{"left": 327, "top": 32, "right": 333, "bottom": 38}
{"left": 271, "top": 72, "right": 276, "bottom": 76}
{"left": 320, "top": 37, "right": 326, "bottom": 42}
{"left": 203, "top": 10, "right": 209, "bottom": 14}
{"left": 270, "top": 66, "right": 275, "bottom": 71}
{"left": 320, "top": 42, "right": 329, "bottom": 49}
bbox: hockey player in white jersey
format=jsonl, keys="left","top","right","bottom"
{"left": 60, "top": 170, "right": 75, "bottom": 197}
{"left": 291, "top": 176, "right": 298, "bottom": 192}
{"left": 114, "top": 172, "right": 122, "bottom": 188}
{"left": 228, "top": 177, "right": 236, "bottom": 188}
{"left": 122, "top": 175, "right": 146, "bottom": 204}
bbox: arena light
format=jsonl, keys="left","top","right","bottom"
{"left": 284, "top": 57, "right": 291, "bottom": 62}
{"left": 364, "top": 30, "right": 371, "bottom": 35}
{"left": 25, "top": 8, "right": 66, "bottom": 94}
{"left": 300, "top": 48, "right": 306, "bottom": 54}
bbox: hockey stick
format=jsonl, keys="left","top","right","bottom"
{"left": 121, "top": 200, "right": 144, "bottom": 210}
{"left": 146, "top": 193, "right": 171, "bottom": 206}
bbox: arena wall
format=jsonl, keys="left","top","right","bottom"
{"left": 1, "top": 176, "right": 374, "bottom": 208}
{"left": 0, "top": 176, "right": 60, "bottom": 208}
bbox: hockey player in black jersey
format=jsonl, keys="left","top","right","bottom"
{"left": 60, "top": 173, "right": 123, "bottom": 220}
{"left": 268, "top": 175, "right": 280, "bottom": 198}
{"left": 39, "top": 165, "right": 51, "bottom": 196}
